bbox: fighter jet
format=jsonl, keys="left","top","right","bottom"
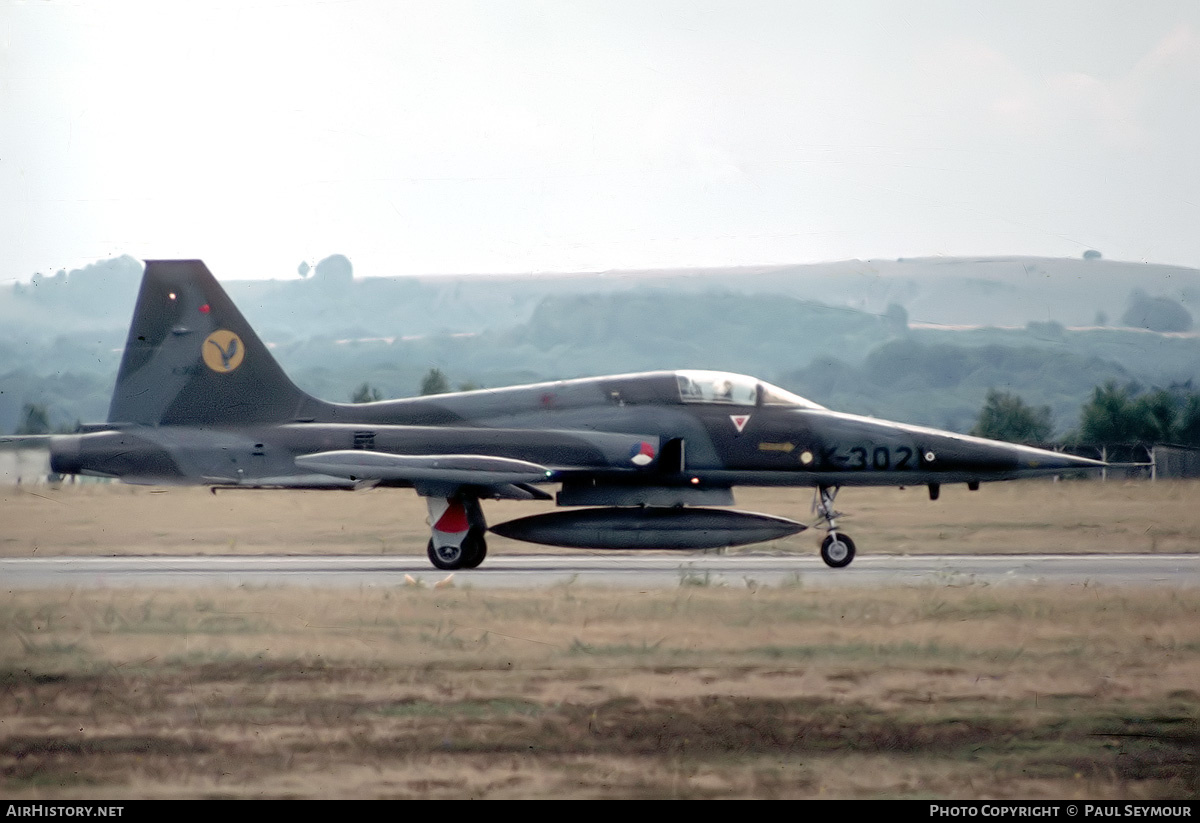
{"left": 45, "top": 260, "right": 1104, "bottom": 570}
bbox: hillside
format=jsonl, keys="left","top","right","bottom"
{"left": 4, "top": 254, "right": 1200, "bottom": 436}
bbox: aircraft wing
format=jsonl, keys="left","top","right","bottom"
{"left": 294, "top": 450, "right": 557, "bottom": 487}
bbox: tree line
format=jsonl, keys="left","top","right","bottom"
{"left": 973, "top": 382, "right": 1200, "bottom": 447}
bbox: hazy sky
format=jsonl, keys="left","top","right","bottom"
{"left": 3, "top": 0, "right": 1198, "bottom": 281}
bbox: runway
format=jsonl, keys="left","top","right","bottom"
{"left": 2, "top": 553, "right": 1197, "bottom": 589}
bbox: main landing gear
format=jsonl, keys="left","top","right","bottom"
{"left": 814, "top": 485, "right": 856, "bottom": 568}
{"left": 425, "top": 495, "right": 488, "bottom": 570}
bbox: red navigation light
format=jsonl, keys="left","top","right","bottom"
{"left": 199, "top": 304, "right": 211, "bottom": 314}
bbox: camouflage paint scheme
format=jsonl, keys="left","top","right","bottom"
{"left": 47, "top": 261, "right": 1104, "bottom": 570}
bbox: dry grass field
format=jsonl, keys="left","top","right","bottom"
{"left": 3, "top": 478, "right": 1200, "bottom": 557}
{"left": 2, "top": 479, "right": 1198, "bottom": 799}
{"left": 2, "top": 586, "right": 1197, "bottom": 799}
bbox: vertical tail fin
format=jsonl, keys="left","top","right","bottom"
{"left": 107, "top": 260, "right": 326, "bottom": 426}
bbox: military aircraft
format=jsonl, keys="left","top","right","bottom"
{"left": 43, "top": 260, "right": 1104, "bottom": 570}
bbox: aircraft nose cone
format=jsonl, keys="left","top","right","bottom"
{"left": 922, "top": 433, "right": 1106, "bottom": 478}
{"left": 1023, "top": 450, "right": 1106, "bottom": 472}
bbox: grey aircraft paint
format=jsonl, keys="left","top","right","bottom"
{"left": 47, "top": 260, "right": 1105, "bottom": 570}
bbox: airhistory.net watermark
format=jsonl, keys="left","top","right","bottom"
{"left": 6, "top": 807, "right": 123, "bottom": 818}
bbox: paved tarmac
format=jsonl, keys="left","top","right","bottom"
{"left": 2, "top": 553, "right": 1197, "bottom": 589}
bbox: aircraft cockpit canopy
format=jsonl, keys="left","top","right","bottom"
{"left": 674, "top": 370, "right": 825, "bottom": 409}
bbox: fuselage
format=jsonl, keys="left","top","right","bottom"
{"left": 41, "top": 259, "right": 1108, "bottom": 568}
{"left": 51, "top": 369, "right": 1100, "bottom": 489}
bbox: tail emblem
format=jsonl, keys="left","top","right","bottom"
{"left": 202, "top": 330, "right": 245, "bottom": 373}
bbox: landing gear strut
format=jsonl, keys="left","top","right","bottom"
{"left": 814, "top": 485, "right": 856, "bottom": 568}
{"left": 425, "top": 495, "right": 488, "bottom": 570}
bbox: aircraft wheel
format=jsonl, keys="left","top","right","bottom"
{"left": 427, "top": 538, "right": 469, "bottom": 570}
{"left": 426, "top": 530, "right": 488, "bottom": 571}
{"left": 820, "top": 533, "right": 856, "bottom": 568}
{"left": 462, "top": 529, "right": 488, "bottom": 569}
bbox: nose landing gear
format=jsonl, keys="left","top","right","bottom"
{"left": 814, "top": 485, "right": 856, "bottom": 568}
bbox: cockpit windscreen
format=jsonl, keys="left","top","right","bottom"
{"left": 675, "top": 370, "right": 824, "bottom": 409}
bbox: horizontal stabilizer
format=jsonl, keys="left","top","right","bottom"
{"left": 0, "top": 435, "right": 51, "bottom": 450}
{"left": 295, "top": 450, "right": 556, "bottom": 485}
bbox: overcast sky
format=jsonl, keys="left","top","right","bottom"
{"left": 3, "top": 0, "right": 1198, "bottom": 282}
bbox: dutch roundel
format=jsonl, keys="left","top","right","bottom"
{"left": 629, "top": 441, "right": 656, "bottom": 466}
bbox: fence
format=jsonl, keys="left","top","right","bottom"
{"left": 1060, "top": 443, "right": 1200, "bottom": 480}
